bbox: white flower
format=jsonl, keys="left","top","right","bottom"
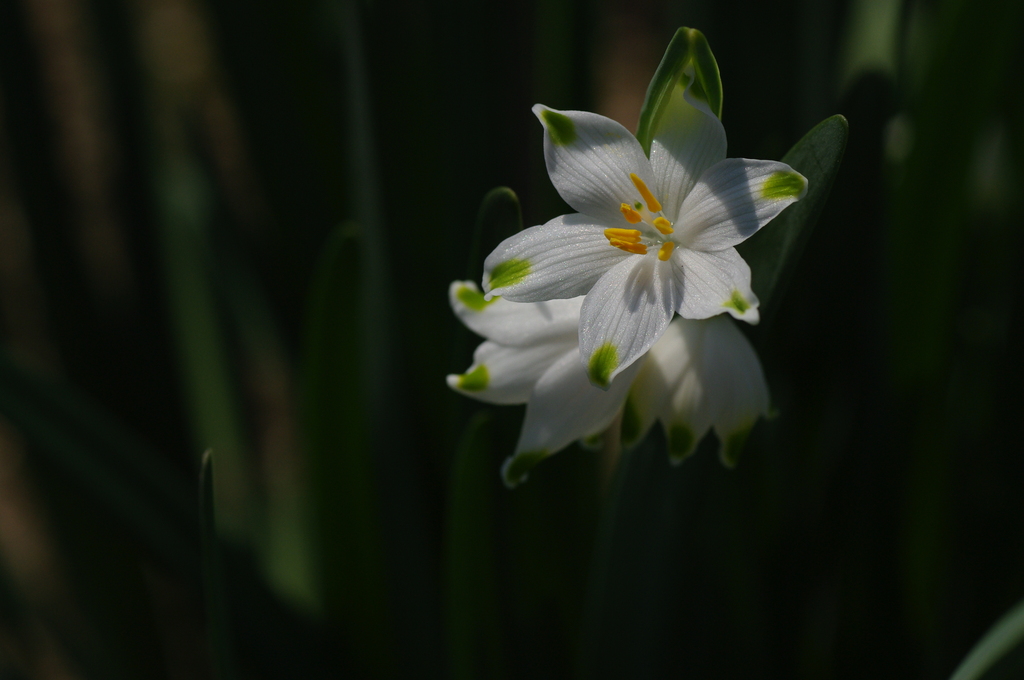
{"left": 622, "top": 314, "right": 771, "bottom": 467}
{"left": 447, "top": 281, "right": 770, "bottom": 486}
{"left": 446, "top": 281, "right": 641, "bottom": 487}
{"left": 482, "top": 68, "right": 806, "bottom": 389}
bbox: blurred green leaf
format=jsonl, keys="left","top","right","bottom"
{"left": 636, "top": 27, "right": 723, "bottom": 153}
{"left": 154, "top": 156, "right": 253, "bottom": 540}
{"left": 467, "top": 187, "right": 523, "bottom": 283}
{"left": 299, "top": 222, "right": 390, "bottom": 677}
{"left": 200, "top": 450, "right": 238, "bottom": 680}
{"left": 950, "top": 597, "right": 1024, "bottom": 680}
{"left": 737, "top": 114, "right": 849, "bottom": 324}
{"left": 0, "top": 350, "right": 198, "bottom": 575}
{"left": 445, "top": 411, "right": 507, "bottom": 680}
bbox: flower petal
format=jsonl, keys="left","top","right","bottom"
{"left": 448, "top": 281, "right": 581, "bottom": 346}
{"left": 699, "top": 315, "right": 770, "bottom": 467}
{"left": 533, "top": 105, "right": 657, "bottom": 224}
{"left": 649, "top": 76, "right": 727, "bottom": 222}
{"left": 482, "top": 214, "right": 629, "bottom": 302}
{"left": 446, "top": 337, "right": 577, "bottom": 405}
{"left": 675, "top": 246, "right": 760, "bottom": 324}
{"left": 501, "top": 347, "right": 642, "bottom": 487}
{"left": 656, "top": 319, "right": 715, "bottom": 463}
{"left": 578, "top": 255, "right": 680, "bottom": 389}
{"left": 620, "top": 354, "right": 670, "bottom": 449}
{"left": 676, "top": 158, "right": 807, "bottom": 251}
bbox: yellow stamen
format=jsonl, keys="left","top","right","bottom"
{"left": 658, "top": 241, "right": 675, "bottom": 261}
{"left": 610, "top": 240, "right": 648, "bottom": 255}
{"left": 604, "top": 228, "right": 642, "bottom": 243}
{"left": 653, "top": 217, "right": 674, "bottom": 234}
{"left": 629, "top": 173, "right": 662, "bottom": 212}
{"left": 619, "top": 203, "right": 642, "bottom": 224}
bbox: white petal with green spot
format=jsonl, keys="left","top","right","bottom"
{"left": 533, "top": 105, "right": 658, "bottom": 225}
{"left": 675, "top": 159, "right": 807, "bottom": 251}
{"left": 449, "top": 281, "right": 582, "bottom": 346}
{"left": 579, "top": 254, "right": 680, "bottom": 388}
{"left": 483, "top": 214, "right": 629, "bottom": 301}
{"left": 674, "top": 247, "right": 759, "bottom": 323}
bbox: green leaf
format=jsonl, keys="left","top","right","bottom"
{"left": 200, "top": 450, "right": 238, "bottom": 680}
{"left": 154, "top": 154, "right": 253, "bottom": 542}
{"left": 636, "top": 27, "right": 723, "bottom": 153}
{"left": 444, "top": 411, "right": 507, "bottom": 680}
{"left": 736, "top": 114, "right": 849, "bottom": 324}
{"left": 299, "top": 222, "right": 390, "bottom": 676}
{"left": 949, "top": 597, "right": 1024, "bottom": 680}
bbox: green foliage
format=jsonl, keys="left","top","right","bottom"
{"left": 950, "top": 597, "right": 1024, "bottom": 680}
{"left": 200, "top": 450, "right": 238, "bottom": 680}
{"left": 444, "top": 412, "right": 507, "bottom": 680}
{"left": 636, "top": 27, "right": 723, "bottom": 153}
{"left": 299, "top": 224, "right": 391, "bottom": 676}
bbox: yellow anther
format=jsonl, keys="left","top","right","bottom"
{"left": 619, "top": 203, "right": 643, "bottom": 224}
{"left": 653, "top": 217, "right": 674, "bottom": 234}
{"left": 604, "top": 228, "right": 642, "bottom": 243}
{"left": 610, "top": 240, "right": 648, "bottom": 255}
{"left": 629, "top": 173, "right": 662, "bottom": 213}
{"left": 658, "top": 241, "right": 675, "bottom": 261}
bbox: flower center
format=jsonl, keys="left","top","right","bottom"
{"left": 604, "top": 173, "right": 675, "bottom": 260}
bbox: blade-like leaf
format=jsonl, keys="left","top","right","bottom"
{"left": 578, "top": 433, "right": 769, "bottom": 678}
{"left": 950, "top": 597, "right": 1024, "bottom": 680}
{"left": 444, "top": 411, "right": 507, "bottom": 680}
{"left": 200, "top": 450, "right": 238, "bottom": 680}
{"left": 154, "top": 154, "right": 253, "bottom": 542}
{"left": 636, "top": 27, "right": 723, "bottom": 153}
{"left": 736, "top": 114, "right": 849, "bottom": 324}
{"left": 299, "top": 222, "right": 390, "bottom": 675}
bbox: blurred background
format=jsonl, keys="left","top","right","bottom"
{"left": 0, "top": 0, "right": 1022, "bottom": 677}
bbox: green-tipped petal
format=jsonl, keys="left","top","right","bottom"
{"left": 455, "top": 284, "right": 496, "bottom": 312}
{"left": 509, "top": 348, "right": 642, "bottom": 483}
{"left": 587, "top": 344, "right": 618, "bottom": 389}
{"left": 655, "top": 316, "right": 771, "bottom": 466}
{"left": 677, "top": 159, "right": 807, "bottom": 251}
{"left": 703, "top": 316, "right": 770, "bottom": 467}
{"left": 538, "top": 109, "right": 576, "bottom": 146}
{"left": 446, "top": 339, "right": 577, "bottom": 405}
{"left": 482, "top": 215, "right": 629, "bottom": 302}
{"left": 675, "top": 247, "right": 760, "bottom": 324}
{"left": 449, "top": 280, "right": 581, "bottom": 346}
{"left": 718, "top": 425, "right": 752, "bottom": 468}
{"left": 532, "top": 105, "right": 657, "bottom": 225}
{"left": 666, "top": 422, "right": 697, "bottom": 463}
{"left": 455, "top": 365, "right": 489, "bottom": 391}
{"left": 621, "top": 338, "right": 677, "bottom": 448}
{"left": 488, "top": 259, "right": 531, "bottom": 290}
{"left": 579, "top": 255, "right": 681, "bottom": 389}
